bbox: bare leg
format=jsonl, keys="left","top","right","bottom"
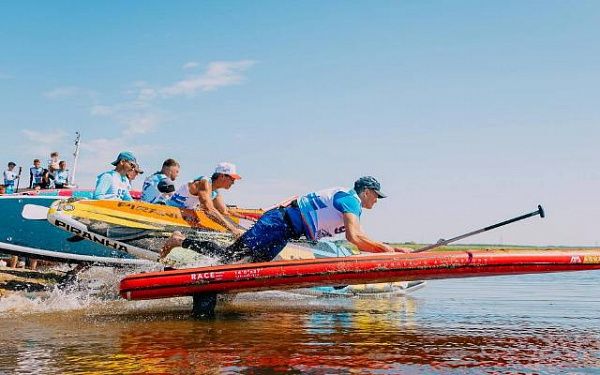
{"left": 28, "top": 259, "right": 38, "bottom": 271}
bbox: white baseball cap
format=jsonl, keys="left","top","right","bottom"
{"left": 214, "top": 162, "right": 241, "bottom": 180}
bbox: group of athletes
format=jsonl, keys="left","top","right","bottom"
{"left": 94, "top": 151, "right": 411, "bottom": 265}
{"left": 2, "top": 152, "right": 70, "bottom": 195}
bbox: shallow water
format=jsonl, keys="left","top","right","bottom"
{"left": 1, "top": 270, "right": 599, "bottom": 374}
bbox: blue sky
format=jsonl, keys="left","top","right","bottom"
{"left": 1, "top": 1, "right": 598, "bottom": 245}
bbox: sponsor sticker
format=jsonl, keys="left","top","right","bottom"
{"left": 117, "top": 201, "right": 181, "bottom": 220}
{"left": 54, "top": 219, "right": 129, "bottom": 251}
{"left": 570, "top": 256, "right": 583, "bottom": 264}
{"left": 190, "top": 271, "right": 224, "bottom": 282}
{"left": 234, "top": 269, "right": 260, "bottom": 280}
{"left": 583, "top": 255, "right": 600, "bottom": 264}
{"left": 57, "top": 201, "right": 75, "bottom": 211}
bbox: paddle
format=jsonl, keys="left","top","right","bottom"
{"left": 21, "top": 204, "right": 50, "bottom": 220}
{"left": 15, "top": 166, "right": 22, "bottom": 193}
{"left": 413, "top": 204, "right": 545, "bottom": 253}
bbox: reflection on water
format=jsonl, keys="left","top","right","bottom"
{"left": 1, "top": 271, "right": 600, "bottom": 374}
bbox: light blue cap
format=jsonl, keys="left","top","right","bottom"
{"left": 111, "top": 151, "right": 137, "bottom": 166}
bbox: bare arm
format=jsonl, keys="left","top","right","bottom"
{"left": 343, "top": 212, "right": 397, "bottom": 253}
{"left": 196, "top": 180, "right": 243, "bottom": 235}
{"left": 212, "top": 194, "right": 229, "bottom": 216}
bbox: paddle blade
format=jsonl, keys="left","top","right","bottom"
{"left": 22, "top": 204, "right": 50, "bottom": 220}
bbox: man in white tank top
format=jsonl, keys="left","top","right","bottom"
{"left": 168, "top": 162, "right": 244, "bottom": 237}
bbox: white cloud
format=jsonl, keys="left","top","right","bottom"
{"left": 44, "top": 86, "right": 94, "bottom": 99}
{"left": 122, "top": 112, "right": 162, "bottom": 136}
{"left": 136, "top": 87, "right": 158, "bottom": 102}
{"left": 161, "top": 60, "right": 256, "bottom": 97}
{"left": 183, "top": 61, "right": 199, "bottom": 70}
{"left": 75, "top": 137, "right": 164, "bottom": 187}
{"left": 21, "top": 129, "right": 70, "bottom": 158}
{"left": 22, "top": 129, "right": 69, "bottom": 145}
{"left": 125, "top": 81, "right": 158, "bottom": 103}
{"left": 90, "top": 105, "right": 115, "bottom": 116}
{"left": 69, "top": 59, "right": 256, "bottom": 157}
{"left": 90, "top": 101, "right": 162, "bottom": 136}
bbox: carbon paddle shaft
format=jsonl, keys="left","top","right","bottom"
{"left": 414, "top": 205, "right": 545, "bottom": 253}
{"left": 15, "top": 166, "right": 22, "bottom": 193}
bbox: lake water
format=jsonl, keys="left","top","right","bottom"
{"left": 1, "top": 269, "right": 599, "bottom": 374}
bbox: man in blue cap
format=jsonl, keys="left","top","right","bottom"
{"left": 161, "top": 176, "right": 410, "bottom": 262}
{"left": 93, "top": 151, "right": 138, "bottom": 201}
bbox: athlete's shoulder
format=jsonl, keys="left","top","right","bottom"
{"left": 332, "top": 189, "right": 361, "bottom": 215}
{"left": 195, "top": 177, "right": 212, "bottom": 189}
{"left": 332, "top": 188, "right": 357, "bottom": 200}
{"left": 97, "top": 170, "right": 114, "bottom": 178}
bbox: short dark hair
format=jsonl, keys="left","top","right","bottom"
{"left": 162, "top": 158, "right": 180, "bottom": 168}
{"left": 33, "top": 159, "right": 40, "bottom": 163}
{"left": 8, "top": 162, "right": 16, "bottom": 167}
{"left": 50, "top": 152, "right": 59, "bottom": 157}
{"left": 59, "top": 160, "right": 66, "bottom": 167}
{"left": 211, "top": 173, "right": 223, "bottom": 181}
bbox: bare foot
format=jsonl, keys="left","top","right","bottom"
{"left": 160, "top": 231, "right": 185, "bottom": 259}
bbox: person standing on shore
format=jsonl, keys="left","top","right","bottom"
{"left": 29, "top": 159, "right": 44, "bottom": 189}
{"left": 53, "top": 161, "right": 69, "bottom": 189}
{"left": 3, "top": 162, "right": 19, "bottom": 194}
{"left": 48, "top": 151, "right": 60, "bottom": 171}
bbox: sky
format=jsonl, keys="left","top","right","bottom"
{"left": 1, "top": 1, "right": 599, "bottom": 246}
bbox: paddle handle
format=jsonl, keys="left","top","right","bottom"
{"left": 413, "top": 205, "right": 545, "bottom": 253}
{"left": 15, "top": 166, "right": 22, "bottom": 193}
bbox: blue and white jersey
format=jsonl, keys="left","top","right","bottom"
{"left": 3, "top": 170, "right": 18, "bottom": 187}
{"left": 141, "top": 172, "right": 174, "bottom": 204}
{"left": 29, "top": 167, "right": 44, "bottom": 186}
{"left": 3, "top": 170, "right": 18, "bottom": 193}
{"left": 93, "top": 170, "right": 133, "bottom": 201}
{"left": 297, "top": 187, "right": 362, "bottom": 240}
{"left": 167, "top": 176, "right": 218, "bottom": 209}
{"left": 54, "top": 169, "right": 69, "bottom": 186}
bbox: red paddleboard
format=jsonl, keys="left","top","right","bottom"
{"left": 120, "top": 249, "right": 600, "bottom": 301}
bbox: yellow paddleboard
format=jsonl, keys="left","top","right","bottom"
{"left": 50, "top": 199, "right": 236, "bottom": 232}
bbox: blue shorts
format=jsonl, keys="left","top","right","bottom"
{"left": 228, "top": 207, "right": 301, "bottom": 262}
{"left": 183, "top": 207, "right": 303, "bottom": 263}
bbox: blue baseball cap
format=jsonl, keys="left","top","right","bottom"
{"left": 111, "top": 151, "right": 137, "bottom": 166}
{"left": 354, "top": 176, "right": 387, "bottom": 198}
